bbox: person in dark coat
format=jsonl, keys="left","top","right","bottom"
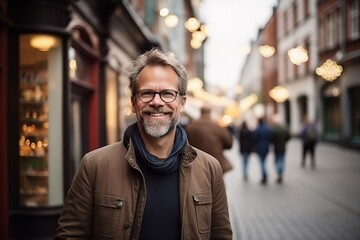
{"left": 271, "top": 114, "right": 291, "bottom": 183}
{"left": 238, "top": 121, "right": 253, "bottom": 180}
{"left": 252, "top": 117, "right": 272, "bottom": 184}
{"left": 300, "top": 116, "right": 318, "bottom": 168}
{"left": 186, "top": 104, "right": 233, "bottom": 174}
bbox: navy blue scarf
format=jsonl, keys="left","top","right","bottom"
{"left": 128, "top": 123, "right": 187, "bottom": 175}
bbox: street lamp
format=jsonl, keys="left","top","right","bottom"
{"left": 288, "top": 46, "right": 309, "bottom": 65}
{"left": 315, "top": 59, "right": 343, "bottom": 82}
{"left": 269, "top": 85, "right": 289, "bottom": 103}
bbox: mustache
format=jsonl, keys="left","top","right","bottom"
{"left": 141, "top": 108, "right": 172, "bottom": 114}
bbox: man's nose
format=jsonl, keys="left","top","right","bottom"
{"left": 150, "top": 93, "right": 165, "bottom": 105}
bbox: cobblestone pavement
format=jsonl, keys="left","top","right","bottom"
{"left": 224, "top": 138, "right": 360, "bottom": 240}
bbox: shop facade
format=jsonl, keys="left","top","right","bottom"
{"left": 0, "top": 0, "right": 159, "bottom": 238}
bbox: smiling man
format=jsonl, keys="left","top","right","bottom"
{"left": 55, "top": 48, "right": 232, "bottom": 240}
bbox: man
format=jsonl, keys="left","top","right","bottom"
{"left": 55, "top": 48, "right": 232, "bottom": 239}
{"left": 271, "top": 114, "right": 291, "bottom": 183}
{"left": 300, "top": 115, "right": 318, "bottom": 168}
{"left": 185, "top": 104, "right": 233, "bottom": 174}
{"left": 238, "top": 121, "right": 252, "bottom": 180}
{"left": 252, "top": 117, "right": 272, "bottom": 184}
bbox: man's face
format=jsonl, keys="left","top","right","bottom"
{"left": 132, "top": 65, "right": 186, "bottom": 138}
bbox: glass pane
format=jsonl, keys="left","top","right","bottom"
{"left": 106, "top": 67, "right": 119, "bottom": 144}
{"left": 19, "top": 34, "right": 63, "bottom": 207}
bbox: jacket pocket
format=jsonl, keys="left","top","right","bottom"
{"left": 93, "top": 192, "right": 124, "bottom": 238}
{"left": 193, "top": 191, "right": 212, "bottom": 233}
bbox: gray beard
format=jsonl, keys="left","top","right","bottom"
{"left": 142, "top": 118, "right": 178, "bottom": 138}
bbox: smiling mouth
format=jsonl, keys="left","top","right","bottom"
{"left": 144, "top": 111, "right": 169, "bottom": 117}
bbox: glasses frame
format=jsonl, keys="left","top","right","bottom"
{"left": 136, "top": 89, "right": 182, "bottom": 103}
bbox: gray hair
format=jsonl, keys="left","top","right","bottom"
{"left": 128, "top": 48, "right": 188, "bottom": 97}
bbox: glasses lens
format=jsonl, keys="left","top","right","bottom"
{"left": 138, "top": 90, "right": 155, "bottom": 102}
{"left": 160, "top": 90, "right": 177, "bottom": 102}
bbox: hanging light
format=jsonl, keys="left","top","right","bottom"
{"left": 159, "top": 8, "right": 169, "bottom": 17}
{"left": 30, "top": 35, "right": 57, "bottom": 51}
{"left": 192, "top": 30, "right": 207, "bottom": 42}
{"left": 315, "top": 59, "right": 343, "bottom": 82}
{"left": 188, "top": 77, "right": 204, "bottom": 92}
{"left": 288, "top": 46, "right": 309, "bottom": 65}
{"left": 164, "top": 14, "right": 179, "bottom": 28}
{"left": 269, "top": 86, "right": 290, "bottom": 103}
{"left": 190, "top": 38, "right": 202, "bottom": 49}
{"left": 185, "top": 17, "right": 200, "bottom": 32}
{"left": 258, "top": 45, "right": 276, "bottom": 58}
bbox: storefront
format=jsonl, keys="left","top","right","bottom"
{"left": 1, "top": 0, "right": 159, "bottom": 238}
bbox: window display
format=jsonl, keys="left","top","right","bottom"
{"left": 19, "top": 62, "right": 49, "bottom": 206}
{"left": 19, "top": 34, "right": 63, "bottom": 207}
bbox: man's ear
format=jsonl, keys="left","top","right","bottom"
{"left": 131, "top": 97, "right": 136, "bottom": 112}
{"left": 180, "top": 96, "right": 187, "bottom": 113}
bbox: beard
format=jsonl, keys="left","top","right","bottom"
{"left": 140, "top": 109, "right": 179, "bottom": 138}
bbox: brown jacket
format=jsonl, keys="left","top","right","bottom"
{"left": 186, "top": 118, "right": 233, "bottom": 174}
{"left": 55, "top": 140, "right": 232, "bottom": 239}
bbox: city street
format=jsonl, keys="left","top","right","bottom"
{"left": 224, "top": 137, "right": 360, "bottom": 240}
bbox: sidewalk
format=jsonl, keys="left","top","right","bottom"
{"left": 224, "top": 137, "right": 360, "bottom": 240}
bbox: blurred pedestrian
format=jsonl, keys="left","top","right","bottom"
{"left": 271, "top": 114, "right": 291, "bottom": 183}
{"left": 252, "top": 117, "right": 272, "bottom": 184}
{"left": 300, "top": 115, "right": 318, "bottom": 168}
{"left": 186, "top": 104, "right": 233, "bottom": 174}
{"left": 55, "top": 48, "right": 232, "bottom": 239}
{"left": 238, "top": 121, "right": 253, "bottom": 181}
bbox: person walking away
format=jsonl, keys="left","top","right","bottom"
{"left": 300, "top": 116, "right": 318, "bottom": 168}
{"left": 238, "top": 121, "right": 252, "bottom": 181}
{"left": 55, "top": 48, "right": 232, "bottom": 239}
{"left": 252, "top": 117, "right": 272, "bottom": 184}
{"left": 185, "top": 104, "right": 233, "bottom": 174}
{"left": 271, "top": 114, "right": 291, "bottom": 183}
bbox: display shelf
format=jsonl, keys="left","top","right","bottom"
{"left": 19, "top": 63, "right": 49, "bottom": 207}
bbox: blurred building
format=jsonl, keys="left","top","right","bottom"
{"left": 277, "top": 0, "right": 319, "bottom": 134}
{"left": 317, "top": 0, "right": 360, "bottom": 148}
{"left": 0, "top": 0, "right": 205, "bottom": 238}
{"left": 238, "top": 0, "right": 360, "bottom": 149}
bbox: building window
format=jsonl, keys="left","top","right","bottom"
{"left": 19, "top": 34, "right": 63, "bottom": 207}
{"left": 303, "top": 0, "right": 310, "bottom": 18}
{"left": 283, "top": 11, "right": 288, "bottom": 36}
{"left": 319, "top": 17, "right": 325, "bottom": 51}
{"left": 326, "top": 12, "right": 336, "bottom": 49}
{"left": 293, "top": 1, "right": 298, "bottom": 27}
{"left": 349, "top": 0, "right": 360, "bottom": 39}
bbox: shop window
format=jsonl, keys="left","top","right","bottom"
{"left": 19, "top": 34, "right": 63, "bottom": 207}
{"left": 322, "top": 83, "right": 341, "bottom": 139}
{"left": 106, "top": 66, "right": 119, "bottom": 144}
{"left": 350, "top": 87, "right": 360, "bottom": 143}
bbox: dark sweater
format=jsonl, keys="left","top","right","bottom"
{"left": 137, "top": 159, "right": 181, "bottom": 240}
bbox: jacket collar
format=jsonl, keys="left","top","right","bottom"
{"left": 122, "top": 125, "right": 197, "bottom": 165}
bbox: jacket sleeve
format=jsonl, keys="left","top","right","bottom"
{"left": 55, "top": 154, "right": 94, "bottom": 239}
{"left": 211, "top": 163, "right": 233, "bottom": 239}
{"left": 222, "top": 127, "right": 233, "bottom": 150}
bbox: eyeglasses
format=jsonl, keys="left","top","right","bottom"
{"left": 136, "top": 89, "right": 182, "bottom": 103}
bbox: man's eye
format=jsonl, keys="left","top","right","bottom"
{"left": 140, "top": 91, "right": 154, "bottom": 97}
{"left": 162, "top": 91, "right": 175, "bottom": 97}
